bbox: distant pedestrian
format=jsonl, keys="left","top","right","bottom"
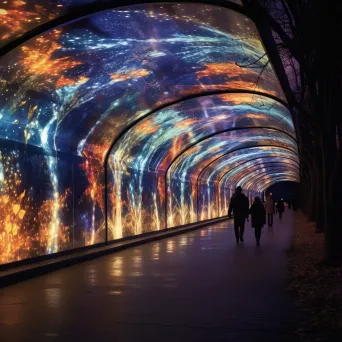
{"left": 228, "top": 186, "right": 249, "bottom": 244}
{"left": 276, "top": 199, "right": 285, "bottom": 219}
{"left": 265, "top": 195, "right": 274, "bottom": 226}
{"left": 249, "top": 197, "right": 266, "bottom": 245}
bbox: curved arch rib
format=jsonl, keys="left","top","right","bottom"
{"left": 237, "top": 166, "right": 300, "bottom": 190}
{"left": 217, "top": 156, "right": 300, "bottom": 186}
{"left": 0, "top": 1, "right": 248, "bottom": 59}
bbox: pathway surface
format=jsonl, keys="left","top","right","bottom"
{"left": 0, "top": 212, "right": 296, "bottom": 342}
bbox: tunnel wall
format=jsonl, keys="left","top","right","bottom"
{"left": 107, "top": 166, "right": 166, "bottom": 239}
{"left": 3, "top": 138, "right": 252, "bottom": 266}
{"left": 106, "top": 163, "right": 256, "bottom": 241}
{"left": 0, "top": 139, "right": 106, "bottom": 264}
{"left": 0, "top": 135, "right": 262, "bottom": 265}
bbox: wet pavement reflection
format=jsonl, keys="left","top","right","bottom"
{"left": 0, "top": 214, "right": 295, "bottom": 342}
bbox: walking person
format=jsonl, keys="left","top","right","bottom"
{"left": 265, "top": 195, "right": 274, "bottom": 226}
{"left": 276, "top": 198, "right": 285, "bottom": 219}
{"left": 228, "top": 186, "right": 249, "bottom": 243}
{"left": 250, "top": 196, "right": 266, "bottom": 245}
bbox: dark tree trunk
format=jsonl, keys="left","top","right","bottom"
{"left": 320, "top": 73, "right": 342, "bottom": 266}
{"left": 306, "top": 165, "right": 316, "bottom": 221}
{"left": 313, "top": 147, "right": 325, "bottom": 232}
{"left": 324, "top": 148, "right": 342, "bottom": 265}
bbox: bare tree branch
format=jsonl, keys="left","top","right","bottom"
{"left": 235, "top": 52, "right": 268, "bottom": 68}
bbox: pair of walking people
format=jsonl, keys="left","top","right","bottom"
{"left": 228, "top": 187, "right": 266, "bottom": 245}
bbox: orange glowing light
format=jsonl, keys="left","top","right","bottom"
{"left": 56, "top": 76, "right": 76, "bottom": 88}
{"left": 218, "top": 93, "right": 260, "bottom": 105}
{"left": 110, "top": 69, "right": 150, "bottom": 83}
{"left": 159, "top": 135, "right": 185, "bottom": 172}
{"left": 157, "top": 174, "right": 166, "bottom": 204}
{"left": 0, "top": 154, "right": 35, "bottom": 264}
{"left": 19, "top": 30, "right": 82, "bottom": 87}
{"left": 0, "top": 151, "right": 75, "bottom": 264}
{"left": 82, "top": 144, "right": 108, "bottom": 162}
{"left": 135, "top": 119, "right": 159, "bottom": 135}
{"left": 0, "top": 2, "right": 63, "bottom": 42}
{"left": 197, "top": 62, "right": 251, "bottom": 79}
{"left": 80, "top": 156, "right": 105, "bottom": 234}
{"left": 245, "top": 113, "right": 269, "bottom": 120}
{"left": 174, "top": 118, "right": 198, "bottom": 128}
{"left": 180, "top": 82, "right": 277, "bottom": 98}
{"left": 39, "top": 188, "right": 72, "bottom": 252}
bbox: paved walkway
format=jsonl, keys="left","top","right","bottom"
{"left": 0, "top": 213, "right": 296, "bottom": 342}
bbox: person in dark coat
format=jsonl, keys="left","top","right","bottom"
{"left": 249, "top": 196, "right": 266, "bottom": 245}
{"left": 276, "top": 199, "right": 285, "bottom": 219}
{"left": 228, "top": 186, "right": 249, "bottom": 243}
{"left": 265, "top": 195, "right": 275, "bottom": 226}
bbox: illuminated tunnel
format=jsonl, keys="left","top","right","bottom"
{"left": 0, "top": 0, "right": 299, "bottom": 265}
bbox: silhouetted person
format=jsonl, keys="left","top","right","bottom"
{"left": 276, "top": 199, "right": 285, "bottom": 219}
{"left": 228, "top": 186, "right": 249, "bottom": 243}
{"left": 265, "top": 195, "right": 274, "bottom": 226}
{"left": 288, "top": 201, "right": 292, "bottom": 210}
{"left": 250, "top": 196, "right": 266, "bottom": 245}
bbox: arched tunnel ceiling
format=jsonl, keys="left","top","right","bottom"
{"left": 0, "top": 1, "right": 299, "bottom": 211}
{"left": 221, "top": 161, "right": 299, "bottom": 190}
{"left": 167, "top": 131, "right": 297, "bottom": 182}
{"left": 219, "top": 157, "right": 299, "bottom": 185}
{"left": 237, "top": 167, "right": 299, "bottom": 190}
{"left": 110, "top": 93, "right": 295, "bottom": 174}
{"left": 197, "top": 146, "right": 299, "bottom": 186}
{"left": 0, "top": 1, "right": 243, "bottom": 50}
{"left": 0, "top": 3, "right": 286, "bottom": 159}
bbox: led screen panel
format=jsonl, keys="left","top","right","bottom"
{"left": 0, "top": 4, "right": 285, "bottom": 159}
{"left": 242, "top": 171, "right": 299, "bottom": 191}
{"left": 107, "top": 163, "right": 166, "bottom": 240}
{"left": 167, "top": 178, "right": 197, "bottom": 227}
{"left": 202, "top": 146, "right": 299, "bottom": 216}
{"left": 237, "top": 166, "right": 300, "bottom": 190}
{"left": 219, "top": 156, "right": 300, "bottom": 187}
{"left": 0, "top": 142, "right": 104, "bottom": 264}
{"left": 73, "top": 157, "right": 106, "bottom": 248}
{"left": 220, "top": 160, "right": 299, "bottom": 189}
{"left": 168, "top": 130, "right": 297, "bottom": 183}
{"left": 0, "top": 1, "right": 244, "bottom": 48}
{"left": 167, "top": 134, "right": 297, "bottom": 226}
{"left": 217, "top": 157, "right": 299, "bottom": 213}
{"left": 110, "top": 93, "right": 295, "bottom": 174}
{"left": 198, "top": 180, "right": 220, "bottom": 221}
{"left": 199, "top": 147, "right": 299, "bottom": 185}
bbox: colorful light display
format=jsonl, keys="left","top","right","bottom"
{"left": 0, "top": 3, "right": 299, "bottom": 265}
{"left": 0, "top": 1, "right": 244, "bottom": 48}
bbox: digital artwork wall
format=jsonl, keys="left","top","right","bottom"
{"left": 0, "top": 2, "right": 299, "bottom": 265}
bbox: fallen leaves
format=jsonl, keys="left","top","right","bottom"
{"left": 286, "top": 212, "right": 342, "bottom": 341}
